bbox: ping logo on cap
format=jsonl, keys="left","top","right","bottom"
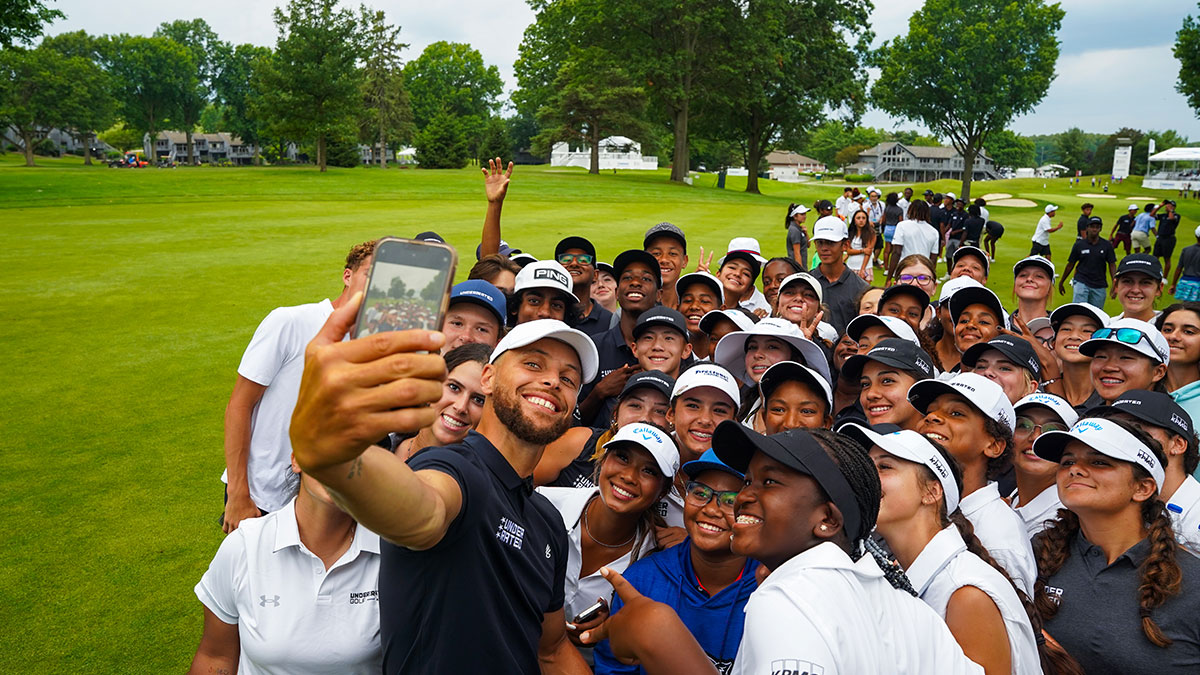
{"left": 534, "top": 268, "right": 570, "bottom": 287}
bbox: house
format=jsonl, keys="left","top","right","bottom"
{"left": 765, "top": 150, "right": 826, "bottom": 182}
{"left": 551, "top": 135, "right": 658, "bottom": 170}
{"left": 144, "top": 131, "right": 296, "bottom": 165}
{"left": 853, "top": 142, "right": 999, "bottom": 182}
{"left": 3, "top": 126, "right": 112, "bottom": 155}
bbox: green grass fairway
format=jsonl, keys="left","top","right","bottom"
{"left": 1, "top": 153, "right": 1195, "bottom": 670}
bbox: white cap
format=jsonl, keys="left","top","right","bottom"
{"left": 514, "top": 260, "right": 574, "bottom": 297}
{"left": 712, "top": 318, "right": 831, "bottom": 386}
{"left": 945, "top": 192, "right": 957, "bottom": 200}
{"left": 937, "top": 275, "right": 984, "bottom": 303}
{"left": 812, "top": 215, "right": 849, "bottom": 242}
{"left": 868, "top": 186, "right": 880, "bottom": 196}
{"left": 789, "top": 204, "right": 810, "bottom": 217}
{"left": 671, "top": 364, "right": 741, "bottom": 408}
{"left": 1194, "top": 224, "right": 1200, "bottom": 238}
{"left": 1013, "top": 255, "right": 1055, "bottom": 278}
{"left": 1014, "top": 392, "right": 1079, "bottom": 428}
{"left": 1044, "top": 204, "right": 1059, "bottom": 214}
{"left": 816, "top": 321, "right": 839, "bottom": 343}
{"left": 490, "top": 319, "right": 598, "bottom": 383}
{"left": 1049, "top": 302, "right": 1109, "bottom": 331}
{"left": 846, "top": 314, "right": 920, "bottom": 346}
{"left": 698, "top": 308, "right": 756, "bottom": 336}
{"left": 1034, "top": 417, "right": 1165, "bottom": 491}
{"left": 724, "top": 237, "right": 766, "bottom": 263}
{"left": 1128, "top": 204, "right": 1139, "bottom": 211}
{"left": 603, "top": 422, "right": 680, "bottom": 478}
{"left": 907, "top": 372, "right": 1016, "bottom": 432}
{"left": 843, "top": 424, "right": 960, "bottom": 513}
{"left": 1078, "top": 317, "right": 1169, "bottom": 365}
{"left": 778, "top": 272, "right": 823, "bottom": 303}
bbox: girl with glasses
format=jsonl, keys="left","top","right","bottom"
{"left": 1078, "top": 318, "right": 1170, "bottom": 404}
{"left": 1008, "top": 394, "right": 1078, "bottom": 538}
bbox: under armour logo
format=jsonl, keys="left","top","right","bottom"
{"left": 545, "top": 544, "right": 552, "bottom": 559}
{"left": 259, "top": 595, "right": 280, "bottom": 607}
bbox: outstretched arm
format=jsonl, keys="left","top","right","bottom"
{"left": 480, "top": 158, "right": 513, "bottom": 259}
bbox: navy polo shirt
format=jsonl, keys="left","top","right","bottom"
{"left": 379, "top": 431, "right": 568, "bottom": 674}
{"left": 578, "top": 323, "right": 638, "bottom": 427}
{"left": 574, "top": 300, "right": 614, "bottom": 340}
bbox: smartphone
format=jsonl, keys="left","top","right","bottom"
{"left": 572, "top": 600, "right": 605, "bottom": 624}
{"left": 353, "top": 237, "right": 457, "bottom": 340}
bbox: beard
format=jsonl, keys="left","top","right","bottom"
{"left": 491, "top": 382, "right": 572, "bottom": 446}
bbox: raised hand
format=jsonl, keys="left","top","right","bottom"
{"left": 482, "top": 157, "right": 513, "bottom": 203}
{"left": 695, "top": 246, "right": 715, "bottom": 274}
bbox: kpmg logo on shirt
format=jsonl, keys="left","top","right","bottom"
{"left": 534, "top": 267, "right": 570, "bottom": 288}
{"left": 495, "top": 516, "right": 526, "bottom": 550}
{"left": 770, "top": 659, "right": 825, "bottom": 675}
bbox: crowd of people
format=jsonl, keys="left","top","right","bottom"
{"left": 189, "top": 159, "right": 1200, "bottom": 674}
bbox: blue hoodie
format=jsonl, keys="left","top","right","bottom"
{"left": 593, "top": 538, "right": 759, "bottom": 674}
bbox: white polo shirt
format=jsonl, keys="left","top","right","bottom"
{"left": 905, "top": 526, "right": 1042, "bottom": 675}
{"left": 1010, "top": 485, "right": 1063, "bottom": 539}
{"left": 733, "top": 542, "right": 982, "bottom": 675}
{"left": 225, "top": 299, "right": 334, "bottom": 512}
{"left": 960, "top": 483, "right": 1038, "bottom": 597}
{"left": 1032, "top": 215, "right": 1053, "bottom": 245}
{"left": 1167, "top": 475, "right": 1200, "bottom": 559}
{"left": 195, "top": 499, "right": 382, "bottom": 675}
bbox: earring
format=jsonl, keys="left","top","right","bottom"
{"left": 819, "top": 525, "right": 828, "bottom": 531}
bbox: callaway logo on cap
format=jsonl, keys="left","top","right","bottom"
{"left": 1034, "top": 417, "right": 1165, "bottom": 490}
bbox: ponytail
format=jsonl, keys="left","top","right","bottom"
{"left": 786, "top": 204, "right": 798, "bottom": 228}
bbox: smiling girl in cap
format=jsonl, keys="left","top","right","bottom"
{"left": 1111, "top": 254, "right": 1165, "bottom": 323}
{"left": 712, "top": 318, "right": 831, "bottom": 425}
{"left": 842, "top": 338, "right": 937, "bottom": 430}
{"left": 1045, "top": 303, "right": 1108, "bottom": 411}
{"left": 1011, "top": 255, "right": 1055, "bottom": 333}
{"left": 1032, "top": 416, "right": 1200, "bottom": 672}
{"left": 1079, "top": 317, "right": 1170, "bottom": 404}
{"left": 753, "top": 361, "right": 833, "bottom": 434}
{"left": 538, "top": 422, "right": 679, "bottom": 656}
{"left": 773, "top": 272, "right": 837, "bottom": 343}
{"left": 846, "top": 424, "right": 1051, "bottom": 675}
{"left": 908, "top": 373, "right": 1038, "bottom": 596}
{"left": 949, "top": 285, "right": 1008, "bottom": 371}
{"left": 1008, "top": 393, "right": 1078, "bottom": 538}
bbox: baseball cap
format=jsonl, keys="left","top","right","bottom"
{"left": 1033, "top": 417, "right": 1165, "bottom": 490}
{"left": 643, "top": 222, "right": 687, "bottom": 251}
{"left": 778, "top": 272, "right": 823, "bottom": 303}
{"left": 510, "top": 252, "right": 538, "bottom": 267}
{"left": 846, "top": 314, "right": 920, "bottom": 346}
{"left": 449, "top": 280, "right": 506, "bottom": 326}
{"left": 1128, "top": 204, "right": 1139, "bottom": 211}
{"left": 1013, "top": 255, "right": 1055, "bottom": 279}
{"left": 879, "top": 284, "right": 931, "bottom": 314}
{"left": 722, "top": 237, "right": 766, "bottom": 263}
{"left": 675, "top": 271, "right": 724, "bottom": 305}
{"left": 698, "top": 308, "right": 757, "bottom": 336}
{"left": 555, "top": 236, "right": 596, "bottom": 259}
{"left": 923, "top": 189, "right": 934, "bottom": 196}
{"left": 1014, "top": 392, "right": 1079, "bottom": 428}
{"left": 1078, "top": 317, "right": 1169, "bottom": 365}
{"left": 596, "top": 261, "right": 615, "bottom": 277}
{"left": 812, "top": 215, "right": 849, "bottom": 242}
{"left": 613, "top": 249, "right": 663, "bottom": 288}
{"left": 1095, "top": 389, "right": 1193, "bottom": 440}
{"left": 948, "top": 285, "right": 1007, "bottom": 327}
{"left": 945, "top": 192, "right": 957, "bottom": 200}
{"left": 1087, "top": 216, "right": 1103, "bottom": 227}
{"left": 514, "top": 260, "right": 575, "bottom": 300}
{"left": 907, "top": 372, "right": 1016, "bottom": 432}
{"left": 1026, "top": 316, "right": 1052, "bottom": 335}
{"left": 1044, "top": 204, "right": 1059, "bottom": 214}
{"left": 758, "top": 360, "right": 833, "bottom": 413}
{"left": 1194, "top": 224, "right": 1200, "bottom": 238}
{"left": 603, "top": 422, "right": 680, "bottom": 479}
{"left": 815, "top": 199, "right": 834, "bottom": 212}
{"left": 960, "top": 334, "right": 1043, "bottom": 380}
{"left": 672, "top": 364, "right": 741, "bottom": 408}
{"left": 414, "top": 230, "right": 445, "bottom": 243}
{"left": 839, "top": 338, "right": 936, "bottom": 383}
{"left": 619, "top": 370, "right": 676, "bottom": 401}
{"left": 1049, "top": 302, "right": 1108, "bottom": 332}
{"left": 633, "top": 306, "right": 689, "bottom": 340}
{"left": 937, "top": 275, "right": 985, "bottom": 304}
{"left": 712, "top": 318, "right": 831, "bottom": 386}
{"left": 713, "top": 423, "right": 864, "bottom": 541}
{"left": 1114, "top": 253, "right": 1164, "bottom": 281}
{"left": 951, "top": 246, "right": 990, "bottom": 275}
{"left": 490, "top": 319, "right": 599, "bottom": 383}
{"left": 682, "top": 448, "right": 744, "bottom": 480}
{"left": 842, "top": 423, "right": 960, "bottom": 513}
{"left": 476, "top": 239, "right": 515, "bottom": 260}
{"left": 788, "top": 204, "right": 810, "bottom": 218}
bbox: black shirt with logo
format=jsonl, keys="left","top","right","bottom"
{"left": 1115, "top": 214, "right": 1136, "bottom": 235}
{"left": 1067, "top": 237, "right": 1116, "bottom": 289}
{"left": 379, "top": 431, "right": 568, "bottom": 674}
{"left": 1158, "top": 211, "right": 1181, "bottom": 240}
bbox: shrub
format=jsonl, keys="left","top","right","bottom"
{"left": 845, "top": 173, "right": 874, "bottom": 182}
{"left": 414, "top": 110, "right": 470, "bottom": 169}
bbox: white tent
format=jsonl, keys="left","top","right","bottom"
{"left": 1145, "top": 146, "right": 1200, "bottom": 190}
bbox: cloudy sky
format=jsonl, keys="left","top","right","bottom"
{"left": 46, "top": 0, "right": 1200, "bottom": 138}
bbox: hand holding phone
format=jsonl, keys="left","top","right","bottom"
{"left": 573, "top": 600, "right": 606, "bottom": 625}
{"left": 353, "top": 237, "right": 458, "bottom": 340}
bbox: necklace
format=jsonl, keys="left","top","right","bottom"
{"left": 581, "top": 500, "right": 637, "bottom": 549}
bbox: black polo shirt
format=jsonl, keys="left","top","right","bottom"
{"left": 807, "top": 264, "right": 869, "bottom": 336}
{"left": 1116, "top": 214, "right": 1136, "bottom": 235}
{"left": 1158, "top": 211, "right": 1182, "bottom": 240}
{"left": 1066, "top": 237, "right": 1116, "bottom": 288}
{"left": 1040, "top": 534, "right": 1200, "bottom": 673}
{"left": 579, "top": 323, "right": 638, "bottom": 427}
{"left": 1076, "top": 214, "right": 1091, "bottom": 237}
{"left": 574, "top": 300, "right": 613, "bottom": 340}
{"left": 379, "top": 431, "right": 568, "bottom": 674}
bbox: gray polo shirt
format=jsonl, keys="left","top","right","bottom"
{"left": 1040, "top": 533, "right": 1200, "bottom": 672}
{"left": 808, "top": 264, "right": 870, "bottom": 336}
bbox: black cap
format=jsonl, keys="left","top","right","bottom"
{"left": 720, "top": 251, "right": 762, "bottom": 283}
{"left": 839, "top": 338, "right": 936, "bottom": 383}
{"left": 643, "top": 222, "right": 687, "bottom": 251}
{"left": 960, "top": 334, "right": 1042, "bottom": 380}
{"left": 712, "top": 422, "right": 864, "bottom": 541}
{"left": 948, "top": 286, "right": 1006, "bottom": 326}
{"left": 619, "top": 369, "right": 676, "bottom": 400}
{"left": 1115, "top": 253, "right": 1164, "bottom": 281}
{"left": 951, "top": 246, "right": 990, "bottom": 275}
{"left": 1165, "top": 199, "right": 1177, "bottom": 207}
{"left": 555, "top": 236, "right": 596, "bottom": 259}
{"left": 1087, "top": 216, "right": 1103, "bottom": 227}
{"left": 613, "top": 249, "right": 663, "bottom": 288}
{"left": 633, "top": 306, "right": 689, "bottom": 340}
{"left": 815, "top": 199, "right": 834, "bottom": 212}
{"left": 1097, "top": 389, "right": 1193, "bottom": 440}
{"left": 759, "top": 360, "right": 833, "bottom": 412}
{"left": 414, "top": 231, "right": 445, "bottom": 243}
{"left": 596, "top": 261, "right": 615, "bottom": 277}
{"left": 923, "top": 189, "right": 934, "bottom": 196}
{"left": 879, "top": 284, "right": 931, "bottom": 314}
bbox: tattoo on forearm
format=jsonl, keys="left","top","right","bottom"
{"left": 347, "top": 456, "right": 363, "bottom": 479}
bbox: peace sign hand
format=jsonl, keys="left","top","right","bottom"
{"left": 696, "top": 246, "right": 715, "bottom": 274}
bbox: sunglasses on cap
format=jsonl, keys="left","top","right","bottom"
{"left": 557, "top": 253, "right": 594, "bottom": 266}
{"left": 1092, "top": 327, "right": 1150, "bottom": 349}
{"left": 684, "top": 481, "right": 738, "bottom": 510}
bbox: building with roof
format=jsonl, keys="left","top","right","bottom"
{"left": 550, "top": 135, "right": 658, "bottom": 170}
{"left": 144, "top": 131, "right": 299, "bottom": 165}
{"left": 766, "top": 150, "right": 826, "bottom": 182}
{"left": 853, "top": 142, "right": 998, "bottom": 182}
{"left": 1145, "top": 147, "right": 1200, "bottom": 190}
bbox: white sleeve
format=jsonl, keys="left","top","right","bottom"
{"left": 237, "top": 307, "right": 295, "bottom": 386}
{"left": 892, "top": 223, "right": 907, "bottom": 248}
{"left": 194, "top": 529, "right": 247, "bottom": 625}
{"left": 734, "top": 588, "right": 840, "bottom": 675}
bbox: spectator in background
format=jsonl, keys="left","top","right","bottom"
{"left": 1109, "top": 204, "right": 1139, "bottom": 257}
{"left": 1058, "top": 217, "right": 1116, "bottom": 310}
{"left": 887, "top": 201, "right": 940, "bottom": 286}
{"left": 1076, "top": 203, "right": 1094, "bottom": 238}
{"left": 1155, "top": 200, "right": 1182, "bottom": 279}
{"left": 592, "top": 262, "right": 618, "bottom": 315}
{"left": 1132, "top": 203, "right": 1158, "bottom": 254}
{"left": 1031, "top": 204, "right": 1063, "bottom": 259}
{"left": 845, "top": 209, "right": 876, "bottom": 283}
{"left": 866, "top": 188, "right": 885, "bottom": 267}
{"left": 882, "top": 192, "right": 905, "bottom": 270}
{"left": 809, "top": 216, "right": 869, "bottom": 335}
{"left": 1170, "top": 226, "right": 1200, "bottom": 302}
{"left": 897, "top": 187, "right": 913, "bottom": 217}
{"left": 785, "top": 203, "right": 810, "bottom": 267}
{"left": 962, "top": 204, "right": 986, "bottom": 249}
{"left": 836, "top": 185, "right": 855, "bottom": 220}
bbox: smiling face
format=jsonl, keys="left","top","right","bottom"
{"left": 971, "top": 349, "right": 1036, "bottom": 403}
{"left": 899, "top": 263, "right": 938, "bottom": 296}
{"left": 429, "top": 361, "right": 487, "bottom": 445}
{"left": 558, "top": 248, "right": 595, "bottom": 287}
{"left": 833, "top": 333, "right": 858, "bottom": 370}
{"left": 1012, "top": 406, "right": 1067, "bottom": 487}
{"left": 761, "top": 261, "right": 795, "bottom": 309}
{"left": 1114, "top": 272, "right": 1162, "bottom": 317}
{"left": 618, "top": 262, "right": 659, "bottom": 312}
{"left": 592, "top": 270, "right": 616, "bottom": 305}
{"left": 1052, "top": 314, "right": 1101, "bottom": 364}
{"left": 633, "top": 326, "right": 692, "bottom": 377}
{"left": 667, "top": 388, "right": 737, "bottom": 463}
{"left": 918, "top": 393, "right": 999, "bottom": 471}
{"left": 614, "top": 388, "right": 670, "bottom": 429}
{"left": 441, "top": 303, "right": 501, "bottom": 353}
{"left": 684, "top": 469, "right": 743, "bottom": 554}
{"left": 677, "top": 281, "right": 721, "bottom": 333}
{"left": 763, "top": 380, "right": 830, "bottom": 434}
{"left": 1089, "top": 343, "right": 1167, "bottom": 403}
{"left": 878, "top": 295, "right": 924, "bottom": 332}
{"left": 1161, "top": 309, "right": 1200, "bottom": 366}
{"left": 731, "top": 451, "right": 831, "bottom": 569}
{"left": 516, "top": 288, "right": 569, "bottom": 324}
{"left": 597, "top": 443, "right": 668, "bottom": 516}
{"left": 953, "top": 304, "right": 1001, "bottom": 353}
{"left": 487, "top": 339, "right": 582, "bottom": 445}
{"left": 859, "top": 361, "right": 922, "bottom": 429}
{"left": 870, "top": 446, "right": 937, "bottom": 536}
{"left": 646, "top": 236, "right": 688, "bottom": 288}
{"left": 1056, "top": 443, "right": 1155, "bottom": 516}
{"left": 718, "top": 258, "right": 755, "bottom": 297}
{"left": 744, "top": 336, "right": 795, "bottom": 384}
{"left": 857, "top": 325, "right": 895, "bottom": 353}
{"left": 950, "top": 256, "right": 987, "bottom": 283}
{"left": 1014, "top": 266, "right": 1052, "bottom": 303}
{"left": 777, "top": 283, "right": 821, "bottom": 325}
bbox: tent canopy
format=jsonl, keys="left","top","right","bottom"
{"left": 1149, "top": 147, "right": 1200, "bottom": 162}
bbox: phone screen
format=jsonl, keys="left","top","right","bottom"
{"left": 354, "top": 238, "right": 457, "bottom": 339}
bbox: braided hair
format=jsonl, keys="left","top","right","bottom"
{"left": 1032, "top": 417, "right": 1182, "bottom": 649}
{"left": 809, "top": 428, "right": 918, "bottom": 596}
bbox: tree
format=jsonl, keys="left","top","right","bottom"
{"left": 1055, "top": 127, "right": 1092, "bottom": 174}
{"left": 41, "top": 30, "right": 117, "bottom": 165}
{"left": 0, "top": 0, "right": 63, "bottom": 48}
{"left": 986, "top": 129, "right": 1035, "bottom": 170}
{"left": 1176, "top": 6, "right": 1200, "bottom": 117}
{"left": 358, "top": 8, "right": 412, "bottom": 168}
{"left": 389, "top": 276, "right": 408, "bottom": 299}
{"left": 476, "top": 116, "right": 512, "bottom": 165}
{"left": 835, "top": 144, "right": 867, "bottom": 170}
{"left": 872, "top": 0, "right": 1063, "bottom": 200}
{"left": 0, "top": 47, "right": 73, "bottom": 165}
{"left": 403, "top": 41, "right": 502, "bottom": 162}
{"left": 254, "top": 0, "right": 363, "bottom": 171}
{"left": 154, "top": 19, "right": 224, "bottom": 165}
{"left": 98, "top": 122, "right": 141, "bottom": 152}
{"left": 413, "top": 109, "right": 469, "bottom": 169}
{"left": 101, "top": 35, "right": 194, "bottom": 162}
{"left": 214, "top": 43, "right": 272, "bottom": 164}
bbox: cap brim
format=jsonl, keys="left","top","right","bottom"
{"left": 1078, "top": 335, "right": 1163, "bottom": 363}
{"left": 949, "top": 287, "right": 1005, "bottom": 325}
{"left": 682, "top": 459, "right": 742, "bottom": 480}
{"left": 450, "top": 295, "right": 505, "bottom": 325}
{"left": 906, "top": 378, "right": 962, "bottom": 416}
{"left": 712, "top": 421, "right": 794, "bottom": 474}
{"left": 556, "top": 236, "right": 596, "bottom": 258}
{"left": 960, "top": 340, "right": 1036, "bottom": 376}
{"left": 1050, "top": 303, "right": 1107, "bottom": 331}
{"left": 759, "top": 361, "right": 833, "bottom": 410}
{"left": 613, "top": 250, "right": 663, "bottom": 287}
{"left": 676, "top": 273, "right": 724, "bottom": 304}
{"left": 880, "top": 284, "right": 931, "bottom": 312}
{"left": 719, "top": 251, "right": 764, "bottom": 278}
{"left": 846, "top": 314, "right": 886, "bottom": 343}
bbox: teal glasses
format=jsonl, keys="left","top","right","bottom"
{"left": 684, "top": 481, "right": 738, "bottom": 510}
{"left": 1091, "top": 327, "right": 1148, "bottom": 348}
{"left": 556, "top": 253, "right": 594, "bottom": 266}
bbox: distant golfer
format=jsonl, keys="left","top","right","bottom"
{"left": 1031, "top": 204, "right": 1064, "bottom": 259}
